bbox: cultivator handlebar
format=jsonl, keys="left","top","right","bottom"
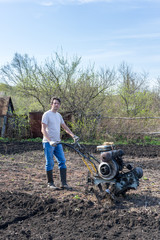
{"left": 60, "top": 141, "right": 100, "bottom": 177}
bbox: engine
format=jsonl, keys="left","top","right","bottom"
{"left": 96, "top": 144, "right": 143, "bottom": 196}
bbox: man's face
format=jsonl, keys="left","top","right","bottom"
{"left": 51, "top": 99, "right": 61, "bottom": 112}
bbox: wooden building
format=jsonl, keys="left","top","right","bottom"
{"left": 0, "top": 97, "right": 14, "bottom": 137}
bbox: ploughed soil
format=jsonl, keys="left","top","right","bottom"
{"left": 0, "top": 142, "right": 160, "bottom": 239}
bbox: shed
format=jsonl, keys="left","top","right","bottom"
{"left": 29, "top": 112, "right": 43, "bottom": 138}
{"left": 0, "top": 96, "right": 14, "bottom": 137}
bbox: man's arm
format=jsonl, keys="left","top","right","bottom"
{"left": 61, "top": 123, "right": 79, "bottom": 143}
{"left": 61, "top": 123, "right": 75, "bottom": 138}
{"left": 41, "top": 123, "right": 51, "bottom": 142}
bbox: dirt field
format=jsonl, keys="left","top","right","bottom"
{"left": 0, "top": 143, "right": 160, "bottom": 240}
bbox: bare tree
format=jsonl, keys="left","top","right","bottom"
{"left": 117, "top": 62, "right": 150, "bottom": 116}
{"left": 1, "top": 53, "right": 50, "bottom": 111}
{"left": 1, "top": 52, "right": 116, "bottom": 116}
{"left": 151, "top": 77, "right": 160, "bottom": 116}
{"left": 0, "top": 52, "right": 117, "bottom": 139}
{"left": 46, "top": 61, "right": 116, "bottom": 116}
{"left": 156, "top": 77, "right": 160, "bottom": 96}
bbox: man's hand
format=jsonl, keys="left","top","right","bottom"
{"left": 73, "top": 135, "right": 79, "bottom": 143}
{"left": 49, "top": 141, "right": 58, "bottom": 147}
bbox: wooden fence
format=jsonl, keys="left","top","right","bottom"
{"left": 1, "top": 114, "right": 160, "bottom": 140}
{"left": 98, "top": 117, "right": 160, "bottom": 140}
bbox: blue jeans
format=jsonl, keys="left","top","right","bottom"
{"left": 42, "top": 142, "right": 66, "bottom": 171}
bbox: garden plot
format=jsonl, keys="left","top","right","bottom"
{"left": 0, "top": 144, "right": 160, "bottom": 240}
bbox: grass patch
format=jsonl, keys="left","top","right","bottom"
{"left": 0, "top": 135, "right": 160, "bottom": 145}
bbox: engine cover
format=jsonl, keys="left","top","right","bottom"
{"left": 98, "top": 161, "right": 119, "bottom": 180}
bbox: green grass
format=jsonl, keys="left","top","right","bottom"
{"left": 115, "top": 137, "right": 160, "bottom": 145}
{"left": 0, "top": 137, "right": 42, "bottom": 143}
{"left": 143, "top": 136, "right": 160, "bottom": 145}
{"left": 0, "top": 136, "right": 160, "bottom": 145}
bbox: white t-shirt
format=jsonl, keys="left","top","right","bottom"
{"left": 42, "top": 110, "right": 64, "bottom": 142}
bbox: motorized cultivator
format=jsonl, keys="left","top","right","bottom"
{"left": 61, "top": 140, "right": 143, "bottom": 200}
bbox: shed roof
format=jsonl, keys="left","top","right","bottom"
{"left": 0, "top": 97, "right": 14, "bottom": 116}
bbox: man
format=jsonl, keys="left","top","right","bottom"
{"left": 41, "top": 96, "right": 79, "bottom": 190}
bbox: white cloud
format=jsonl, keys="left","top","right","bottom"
{"left": 0, "top": 0, "right": 23, "bottom": 2}
{"left": 68, "top": 0, "right": 160, "bottom": 3}
{"left": 40, "top": 1, "right": 53, "bottom": 6}
{"left": 0, "top": 0, "right": 37, "bottom": 3}
{"left": 0, "top": 0, "right": 159, "bottom": 4}
{"left": 114, "top": 32, "right": 160, "bottom": 40}
{"left": 78, "top": 0, "right": 111, "bottom": 3}
{"left": 83, "top": 49, "right": 132, "bottom": 65}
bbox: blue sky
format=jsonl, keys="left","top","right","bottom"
{"left": 0, "top": 0, "right": 160, "bottom": 87}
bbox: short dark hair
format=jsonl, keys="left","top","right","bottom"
{"left": 50, "top": 96, "right": 61, "bottom": 105}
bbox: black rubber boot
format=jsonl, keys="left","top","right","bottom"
{"left": 60, "top": 168, "right": 72, "bottom": 190}
{"left": 46, "top": 170, "right": 58, "bottom": 190}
